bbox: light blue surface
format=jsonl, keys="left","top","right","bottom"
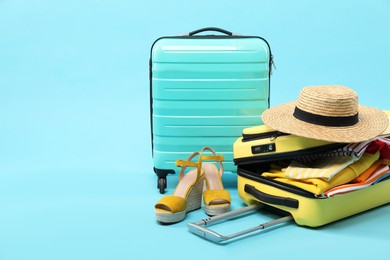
{"left": 1, "top": 0, "right": 390, "bottom": 259}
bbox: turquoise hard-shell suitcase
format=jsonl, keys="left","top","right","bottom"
{"left": 150, "top": 27, "right": 273, "bottom": 193}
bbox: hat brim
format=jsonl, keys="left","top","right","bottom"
{"left": 262, "top": 101, "right": 389, "bottom": 143}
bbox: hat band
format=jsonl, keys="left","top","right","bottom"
{"left": 293, "top": 107, "right": 359, "bottom": 127}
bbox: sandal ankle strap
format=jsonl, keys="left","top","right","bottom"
{"left": 200, "top": 146, "right": 224, "bottom": 176}
{"left": 202, "top": 155, "right": 224, "bottom": 161}
{"left": 176, "top": 151, "right": 203, "bottom": 181}
{"left": 175, "top": 160, "right": 199, "bottom": 168}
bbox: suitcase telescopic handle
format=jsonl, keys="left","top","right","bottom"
{"left": 244, "top": 184, "right": 299, "bottom": 209}
{"left": 187, "top": 204, "right": 293, "bottom": 243}
{"left": 188, "top": 27, "right": 233, "bottom": 36}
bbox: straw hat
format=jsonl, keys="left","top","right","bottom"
{"left": 262, "top": 85, "right": 389, "bottom": 143}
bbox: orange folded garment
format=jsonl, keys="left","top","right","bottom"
{"left": 323, "top": 159, "right": 390, "bottom": 197}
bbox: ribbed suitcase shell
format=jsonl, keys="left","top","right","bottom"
{"left": 150, "top": 28, "right": 272, "bottom": 192}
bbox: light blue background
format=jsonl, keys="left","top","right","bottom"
{"left": 1, "top": 0, "right": 390, "bottom": 259}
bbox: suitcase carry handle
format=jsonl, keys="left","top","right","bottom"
{"left": 245, "top": 184, "right": 299, "bottom": 209}
{"left": 187, "top": 204, "right": 293, "bottom": 243}
{"left": 188, "top": 27, "right": 233, "bottom": 36}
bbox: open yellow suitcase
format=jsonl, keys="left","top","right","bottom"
{"left": 237, "top": 164, "right": 390, "bottom": 227}
{"left": 187, "top": 113, "right": 390, "bottom": 243}
{"left": 236, "top": 121, "right": 390, "bottom": 227}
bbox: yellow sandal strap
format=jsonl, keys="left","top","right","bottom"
{"left": 203, "top": 190, "right": 231, "bottom": 205}
{"left": 202, "top": 155, "right": 224, "bottom": 161}
{"left": 175, "top": 160, "right": 198, "bottom": 168}
{"left": 200, "top": 146, "right": 224, "bottom": 176}
{"left": 176, "top": 151, "right": 203, "bottom": 181}
{"left": 155, "top": 196, "right": 187, "bottom": 213}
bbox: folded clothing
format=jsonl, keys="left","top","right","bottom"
{"left": 285, "top": 156, "right": 357, "bottom": 181}
{"left": 262, "top": 151, "right": 380, "bottom": 195}
{"left": 322, "top": 159, "right": 390, "bottom": 197}
{"left": 297, "top": 135, "right": 390, "bottom": 163}
{"left": 285, "top": 136, "right": 390, "bottom": 180}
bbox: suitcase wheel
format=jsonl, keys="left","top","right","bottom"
{"left": 158, "top": 178, "right": 167, "bottom": 194}
{"left": 154, "top": 167, "right": 175, "bottom": 194}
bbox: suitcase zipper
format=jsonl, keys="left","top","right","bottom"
{"left": 270, "top": 54, "right": 276, "bottom": 75}
{"left": 234, "top": 142, "right": 346, "bottom": 165}
{"left": 242, "top": 131, "right": 289, "bottom": 142}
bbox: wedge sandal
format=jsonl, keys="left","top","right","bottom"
{"left": 155, "top": 151, "right": 204, "bottom": 224}
{"left": 201, "top": 146, "right": 231, "bottom": 216}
